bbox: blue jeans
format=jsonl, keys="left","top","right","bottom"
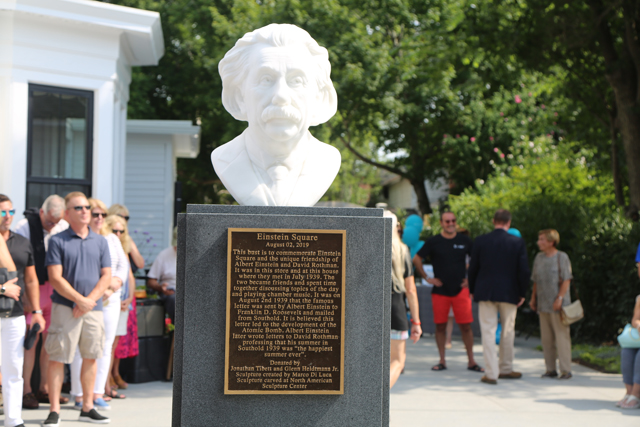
{"left": 621, "top": 348, "right": 640, "bottom": 385}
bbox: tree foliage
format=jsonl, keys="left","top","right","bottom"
{"left": 462, "top": 0, "right": 640, "bottom": 214}
{"left": 443, "top": 137, "right": 637, "bottom": 343}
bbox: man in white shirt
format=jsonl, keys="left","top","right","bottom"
{"left": 14, "top": 196, "right": 69, "bottom": 251}
{"left": 147, "top": 228, "right": 177, "bottom": 322}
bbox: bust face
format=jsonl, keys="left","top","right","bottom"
{"left": 241, "top": 44, "right": 320, "bottom": 151}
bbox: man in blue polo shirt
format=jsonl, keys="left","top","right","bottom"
{"left": 43, "top": 192, "right": 111, "bottom": 426}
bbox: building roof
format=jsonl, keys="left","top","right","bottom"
{"left": 127, "top": 120, "right": 201, "bottom": 159}
{"left": 0, "top": 0, "right": 164, "bottom": 66}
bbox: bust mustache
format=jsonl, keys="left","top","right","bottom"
{"left": 210, "top": 24, "right": 341, "bottom": 207}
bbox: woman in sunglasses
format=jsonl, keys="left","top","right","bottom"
{"left": 69, "top": 199, "right": 129, "bottom": 410}
{"left": 104, "top": 215, "right": 135, "bottom": 398}
{"left": 107, "top": 204, "right": 144, "bottom": 273}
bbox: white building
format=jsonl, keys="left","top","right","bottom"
{"left": 125, "top": 120, "right": 199, "bottom": 263}
{"left": 0, "top": 0, "right": 198, "bottom": 256}
{"left": 380, "top": 173, "right": 449, "bottom": 213}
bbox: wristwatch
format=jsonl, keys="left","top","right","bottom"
{"left": 556, "top": 296, "right": 563, "bottom": 300}
{"left": 1, "top": 285, "right": 5, "bottom": 295}
{"left": 32, "top": 310, "right": 43, "bottom": 314}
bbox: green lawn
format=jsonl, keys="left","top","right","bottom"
{"left": 536, "top": 344, "right": 621, "bottom": 374}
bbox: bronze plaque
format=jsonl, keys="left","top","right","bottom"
{"left": 224, "top": 228, "right": 346, "bottom": 394}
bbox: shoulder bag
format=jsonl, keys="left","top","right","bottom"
{"left": 0, "top": 268, "right": 16, "bottom": 318}
{"left": 556, "top": 254, "right": 584, "bottom": 326}
{"left": 617, "top": 324, "right": 640, "bottom": 348}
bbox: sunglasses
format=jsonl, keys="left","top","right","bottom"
{"left": 92, "top": 212, "right": 107, "bottom": 218}
{"left": 112, "top": 229, "right": 124, "bottom": 235}
{"left": 0, "top": 210, "right": 15, "bottom": 217}
{"left": 117, "top": 214, "right": 130, "bottom": 221}
{"left": 443, "top": 219, "right": 457, "bottom": 224}
{"left": 73, "top": 205, "right": 91, "bottom": 211}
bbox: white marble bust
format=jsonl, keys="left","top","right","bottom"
{"left": 211, "top": 24, "right": 341, "bottom": 206}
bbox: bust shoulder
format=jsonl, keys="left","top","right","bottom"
{"left": 210, "top": 133, "right": 246, "bottom": 167}
{"left": 304, "top": 136, "right": 340, "bottom": 174}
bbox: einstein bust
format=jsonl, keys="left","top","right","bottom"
{"left": 211, "top": 24, "right": 341, "bottom": 206}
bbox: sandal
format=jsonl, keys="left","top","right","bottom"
{"left": 106, "top": 388, "right": 126, "bottom": 399}
{"left": 620, "top": 395, "right": 640, "bottom": 409}
{"left": 616, "top": 394, "right": 630, "bottom": 407}
{"left": 35, "top": 390, "right": 69, "bottom": 404}
{"left": 467, "top": 364, "right": 484, "bottom": 373}
{"left": 114, "top": 374, "right": 128, "bottom": 389}
{"left": 431, "top": 363, "right": 447, "bottom": 371}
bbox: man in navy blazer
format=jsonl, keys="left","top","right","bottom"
{"left": 468, "top": 209, "right": 530, "bottom": 384}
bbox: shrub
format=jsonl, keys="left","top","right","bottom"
{"left": 571, "top": 213, "right": 640, "bottom": 342}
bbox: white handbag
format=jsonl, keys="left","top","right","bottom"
{"left": 560, "top": 299, "right": 584, "bottom": 325}
{"left": 556, "top": 255, "right": 583, "bottom": 326}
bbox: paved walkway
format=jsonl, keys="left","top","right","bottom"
{"left": 18, "top": 380, "right": 173, "bottom": 427}
{"left": 391, "top": 335, "right": 640, "bottom": 427}
{"left": 16, "top": 337, "right": 639, "bottom": 426}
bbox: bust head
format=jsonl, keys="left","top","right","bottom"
{"left": 219, "top": 24, "right": 337, "bottom": 153}
{"left": 212, "top": 24, "right": 341, "bottom": 207}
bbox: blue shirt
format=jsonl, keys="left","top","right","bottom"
{"left": 45, "top": 227, "right": 111, "bottom": 310}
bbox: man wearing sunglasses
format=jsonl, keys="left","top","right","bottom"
{"left": 42, "top": 192, "right": 111, "bottom": 426}
{"left": 13, "top": 194, "right": 69, "bottom": 409}
{"left": 414, "top": 211, "right": 482, "bottom": 374}
{"left": 0, "top": 194, "right": 46, "bottom": 427}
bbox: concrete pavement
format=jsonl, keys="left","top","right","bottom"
{"left": 17, "top": 380, "right": 173, "bottom": 427}
{"left": 391, "top": 335, "right": 640, "bottom": 427}
{"left": 15, "top": 336, "right": 639, "bottom": 426}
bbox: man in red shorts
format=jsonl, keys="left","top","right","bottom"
{"left": 415, "top": 211, "right": 483, "bottom": 372}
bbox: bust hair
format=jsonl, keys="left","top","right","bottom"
{"left": 0, "top": 194, "right": 10, "bottom": 204}
{"left": 538, "top": 229, "right": 560, "bottom": 247}
{"left": 219, "top": 23, "right": 337, "bottom": 125}
{"left": 41, "top": 195, "right": 64, "bottom": 218}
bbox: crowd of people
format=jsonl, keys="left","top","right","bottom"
{"left": 390, "top": 209, "right": 572, "bottom": 386}
{"left": 391, "top": 207, "right": 640, "bottom": 409}
{"left": 0, "top": 192, "right": 638, "bottom": 425}
{"left": 0, "top": 192, "right": 150, "bottom": 426}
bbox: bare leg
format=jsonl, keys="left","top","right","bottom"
{"left": 47, "top": 361, "right": 64, "bottom": 414}
{"left": 445, "top": 317, "right": 454, "bottom": 347}
{"left": 435, "top": 323, "right": 447, "bottom": 366}
{"left": 112, "top": 357, "right": 121, "bottom": 380}
{"left": 632, "top": 383, "right": 640, "bottom": 398}
{"left": 390, "top": 339, "right": 406, "bottom": 388}
{"left": 105, "top": 336, "right": 119, "bottom": 397}
{"left": 38, "top": 332, "right": 49, "bottom": 393}
{"left": 459, "top": 323, "right": 479, "bottom": 367}
{"left": 23, "top": 334, "right": 37, "bottom": 394}
{"left": 80, "top": 358, "right": 97, "bottom": 412}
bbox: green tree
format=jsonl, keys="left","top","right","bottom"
{"left": 105, "top": 0, "right": 580, "bottom": 213}
{"left": 463, "top": 0, "right": 640, "bottom": 214}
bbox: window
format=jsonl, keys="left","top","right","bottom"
{"left": 26, "top": 84, "right": 93, "bottom": 208}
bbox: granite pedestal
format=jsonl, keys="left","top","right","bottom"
{"left": 173, "top": 205, "right": 391, "bottom": 427}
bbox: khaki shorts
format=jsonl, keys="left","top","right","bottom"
{"left": 45, "top": 303, "right": 105, "bottom": 364}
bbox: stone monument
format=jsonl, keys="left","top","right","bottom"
{"left": 174, "top": 24, "right": 390, "bottom": 427}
